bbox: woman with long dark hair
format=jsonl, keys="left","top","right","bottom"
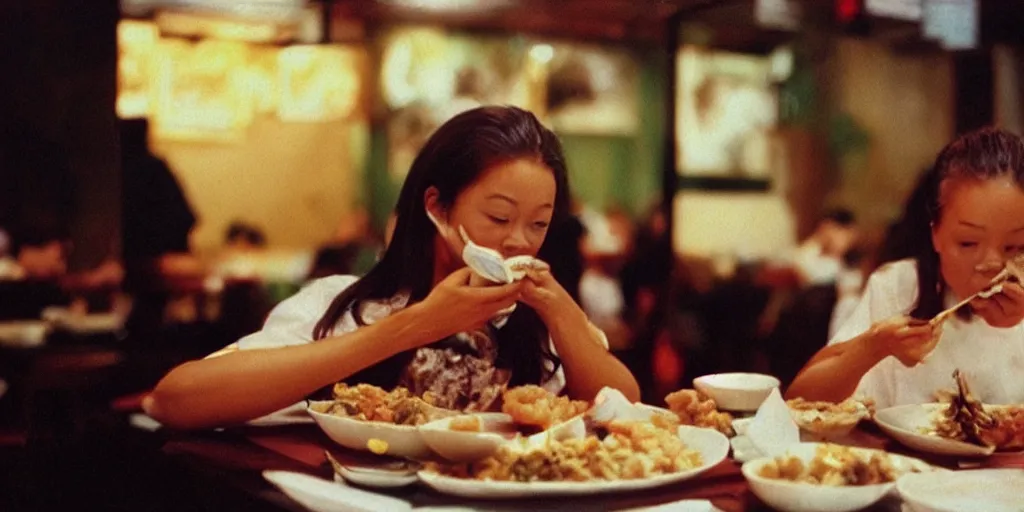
{"left": 788, "top": 128, "right": 1024, "bottom": 407}
{"left": 144, "top": 106, "right": 639, "bottom": 429}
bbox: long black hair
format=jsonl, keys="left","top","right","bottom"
{"left": 896, "top": 127, "right": 1024, "bottom": 319}
{"left": 312, "top": 106, "right": 571, "bottom": 388}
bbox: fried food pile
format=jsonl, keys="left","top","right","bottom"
{"left": 312, "top": 383, "right": 446, "bottom": 426}
{"left": 929, "top": 370, "right": 1024, "bottom": 450}
{"left": 664, "top": 389, "right": 734, "bottom": 436}
{"left": 758, "top": 444, "right": 904, "bottom": 486}
{"left": 426, "top": 419, "right": 703, "bottom": 482}
{"left": 501, "top": 385, "right": 590, "bottom": 430}
{"left": 786, "top": 397, "right": 873, "bottom": 435}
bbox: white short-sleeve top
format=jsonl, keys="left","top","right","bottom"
{"left": 212, "top": 275, "right": 608, "bottom": 398}
{"left": 828, "top": 259, "right": 1024, "bottom": 408}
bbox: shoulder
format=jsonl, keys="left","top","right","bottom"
{"left": 302, "top": 275, "right": 361, "bottom": 299}
{"left": 865, "top": 259, "right": 919, "bottom": 300}
{"left": 234, "top": 275, "right": 361, "bottom": 351}
{"left": 266, "top": 275, "right": 361, "bottom": 323}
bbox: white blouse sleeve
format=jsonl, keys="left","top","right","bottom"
{"left": 207, "top": 275, "right": 360, "bottom": 357}
{"left": 826, "top": 260, "right": 918, "bottom": 408}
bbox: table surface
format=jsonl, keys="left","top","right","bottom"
{"left": 151, "top": 419, "right": 1024, "bottom": 512}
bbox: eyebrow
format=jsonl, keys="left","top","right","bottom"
{"left": 486, "top": 193, "right": 553, "bottom": 209}
{"left": 958, "top": 221, "right": 1024, "bottom": 233}
{"left": 958, "top": 221, "right": 985, "bottom": 230}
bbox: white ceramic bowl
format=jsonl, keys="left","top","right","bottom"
{"left": 741, "top": 443, "right": 934, "bottom": 512}
{"left": 419, "top": 413, "right": 517, "bottom": 462}
{"left": 897, "top": 468, "right": 1024, "bottom": 512}
{"left": 307, "top": 400, "right": 433, "bottom": 460}
{"left": 693, "top": 373, "right": 780, "bottom": 412}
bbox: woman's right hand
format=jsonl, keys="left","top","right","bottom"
{"left": 864, "top": 316, "right": 942, "bottom": 367}
{"left": 414, "top": 267, "right": 523, "bottom": 341}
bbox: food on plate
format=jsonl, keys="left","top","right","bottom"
{"left": 367, "top": 438, "right": 389, "bottom": 455}
{"left": 448, "top": 415, "right": 483, "bottom": 432}
{"left": 310, "top": 383, "right": 449, "bottom": 426}
{"left": 786, "top": 397, "right": 874, "bottom": 435}
{"left": 664, "top": 389, "right": 734, "bottom": 436}
{"left": 758, "top": 444, "right": 911, "bottom": 486}
{"left": 425, "top": 419, "right": 703, "bottom": 482}
{"left": 926, "top": 370, "right": 1024, "bottom": 450}
{"left": 501, "top": 385, "right": 590, "bottom": 430}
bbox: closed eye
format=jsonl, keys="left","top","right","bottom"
{"left": 959, "top": 241, "right": 978, "bottom": 249}
{"left": 532, "top": 221, "right": 549, "bottom": 230}
{"left": 487, "top": 215, "right": 509, "bottom": 225}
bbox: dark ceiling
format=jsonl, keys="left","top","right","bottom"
{"left": 332, "top": 0, "right": 721, "bottom": 45}
{"left": 330, "top": 0, "right": 1024, "bottom": 51}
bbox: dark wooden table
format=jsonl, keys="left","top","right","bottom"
{"left": 144, "top": 420, "right": 1024, "bottom": 512}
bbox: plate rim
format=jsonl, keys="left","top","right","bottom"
{"left": 415, "top": 424, "right": 730, "bottom": 498}
{"left": 873, "top": 403, "right": 996, "bottom": 456}
{"left": 895, "top": 468, "right": 1024, "bottom": 512}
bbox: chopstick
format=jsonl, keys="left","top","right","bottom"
{"left": 929, "top": 293, "right": 980, "bottom": 326}
{"left": 929, "top": 270, "right": 1010, "bottom": 326}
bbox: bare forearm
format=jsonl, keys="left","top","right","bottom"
{"left": 544, "top": 306, "right": 640, "bottom": 402}
{"left": 785, "top": 333, "right": 884, "bottom": 402}
{"left": 145, "top": 305, "right": 438, "bottom": 429}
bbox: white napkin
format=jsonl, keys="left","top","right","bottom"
{"left": 588, "top": 386, "right": 651, "bottom": 423}
{"left": 732, "top": 388, "right": 798, "bottom": 462}
{"left": 263, "top": 470, "right": 413, "bottom": 512}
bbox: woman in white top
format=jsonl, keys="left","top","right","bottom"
{"left": 143, "top": 107, "right": 640, "bottom": 429}
{"left": 787, "top": 128, "right": 1024, "bottom": 408}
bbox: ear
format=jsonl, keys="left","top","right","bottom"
{"left": 423, "top": 186, "right": 446, "bottom": 225}
{"left": 930, "top": 221, "right": 940, "bottom": 254}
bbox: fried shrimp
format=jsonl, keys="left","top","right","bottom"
{"left": 501, "top": 385, "right": 590, "bottom": 429}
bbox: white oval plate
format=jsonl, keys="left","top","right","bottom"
{"left": 417, "top": 425, "right": 729, "bottom": 499}
{"left": 897, "top": 468, "right": 1024, "bottom": 512}
{"left": 419, "top": 413, "right": 518, "bottom": 462}
{"left": 334, "top": 465, "right": 419, "bottom": 488}
{"left": 874, "top": 404, "right": 995, "bottom": 457}
{"left": 263, "top": 470, "right": 413, "bottom": 512}
{"left": 742, "top": 443, "right": 936, "bottom": 512}
{"left": 307, "top": 400, "right": 434, "bottom": 460}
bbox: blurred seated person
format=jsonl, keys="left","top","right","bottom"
{"left": 792, "top": 208, "right": 859, "bottom": 287}
{"left": 0, "top": 227, "right": 23, "bottom": 280}
{"left": 225, "top": 220, "right": 266, "bottom": 250}
{"left": 828, "top": 247, "right": 867, "bottom": 339}
{"left": 761, "top": 208, "right": 862, "bottom": 388}
{"left": 578, "top": 207, "right": 633, "bottom": 351}
{"left": 0, "top": 226, "right": 71, "bottom": 320}
{"left": 308, "top": 208, "right": 382, "bottom": 280}
{"left": 120, "top": 119, "right": 203, "bottom": 334}
{"left": 213, "top": 220, "right": 268, "bottom": 280}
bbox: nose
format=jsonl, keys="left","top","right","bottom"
{"left": 975, "top": 247, "right": 1005, "bottom": 277}
{"left": 501, "top": 224, "right": 531, "bottom": 256}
